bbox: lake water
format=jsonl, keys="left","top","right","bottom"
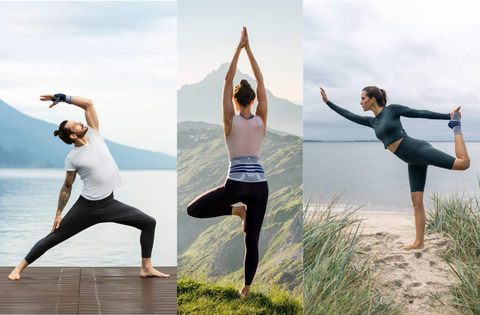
{"left": 304, "top": 142, "right": 480, "bottom": 212}
{"left": 0, "top": 169, "right": 176, "bottom": 267}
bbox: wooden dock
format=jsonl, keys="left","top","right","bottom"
{"left": 0, "top": 267, "right": 177, "bottom": 314}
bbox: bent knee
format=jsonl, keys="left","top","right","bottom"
{"left": 186, "top": 203, "right": 197, "bottom": 217}
{"left": 145, "top": 216, "right": 156, "bottom": 228}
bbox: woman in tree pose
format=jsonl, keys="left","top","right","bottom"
{"left": 187, "top": 27, "right": 268, "bottom": 297}
{"left": 320, "top": 86, "right": 470, "bottom": 250}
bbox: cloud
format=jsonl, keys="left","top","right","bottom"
{"left": 0, "top": 2, "right": 177, "bottom": 155}
{"left": 304, "top": 2, "right": 480, "bottom": 141}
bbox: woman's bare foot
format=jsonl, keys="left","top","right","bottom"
{"left": 140, "top": 267, "right": 170, "bottom": 278}
{"left": 232, "top": 205, "right": 247, "bottom": 233}
{"left": 239, "top": 285, "right": 250, "bottom": 298}
{"left": 400, "top": 242, "right": 424, "bottom": 250}
{"left": 8, "top": 268, "right": 21, "bottom": 281}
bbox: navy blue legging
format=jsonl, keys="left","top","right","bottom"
{"left": 187, "top": 179, "right": 269, "bottom": 286}
{"left": 25, "top": 193, "right": 156, "bottom": 264}
{"left": 394, "top": 136, "right": 456, "bottom": 192}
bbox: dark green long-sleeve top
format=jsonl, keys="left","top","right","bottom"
{"left": 326, "top": 101, "right": 451, "bottom": 149}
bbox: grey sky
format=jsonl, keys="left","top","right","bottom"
{"left": 304, "top": 2, "right": 480, "bottom": 141}
{"left": 0, "top": 2, "right": 177, "bottom": 155}
{"left": 178, "top": 0, "right": 303, "bottom": 105}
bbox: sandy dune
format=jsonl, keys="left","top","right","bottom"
{"left": 355, "top": 212, "right": 461, "bottom": 315}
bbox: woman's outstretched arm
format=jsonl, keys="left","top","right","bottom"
{"left": 244, "top": 28, "right": 267, "bottom": 134}
{"left": 392, "top": 104, "right": 453, "bottom": 120}
{"left": 223, "top": 28, "right": 248, "bottom": 137}
{"left": 320, "top": 87, "right": 373, "bottom": 127}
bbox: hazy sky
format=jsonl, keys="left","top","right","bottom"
{"left": 178, "top": 0, "right": 303, "bottom": 105}
{"left": 304, "top": 2, "right": 480, "bottom": 141}
{"left": 0, "top": 2, "right": 177, "bottom": 155}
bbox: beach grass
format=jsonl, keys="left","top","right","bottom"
{"left": 303, "top": 192, "right": 403, "bottom": 315}
{"left": 426, "top": 192, "right": 480, "bottom": 314}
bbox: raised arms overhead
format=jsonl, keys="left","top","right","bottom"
{"left": 244, "top": 28, "right": 267, "bottom": 134}
{"left": 223, "top": 28, "right": 248, "bottom": 137}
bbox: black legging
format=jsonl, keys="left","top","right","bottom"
{"left": 187, "top": 179, "right": 269, "bottom": 286}
{"left": 393, "top": 136, "right": 456, "bottom": 192}
{"left": 25, "top": 193, "right": 156, "bottom": 264}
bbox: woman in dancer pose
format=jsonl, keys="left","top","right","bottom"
{"left": 186, "top": 27, "right": 268, "bottom": 297}
{"left": 320, "top": 86, "right": 470, "bottom": 250}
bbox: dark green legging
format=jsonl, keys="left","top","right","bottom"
{"left": 394, "top": 136, "right": 456, "bottom": 192}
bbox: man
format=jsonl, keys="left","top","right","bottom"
{"left": 8, "top": 94, "right": 169, "bottom": 280}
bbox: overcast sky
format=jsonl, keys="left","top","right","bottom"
{"left": 0, "top": 2, "right": 177, "bottom": 155}
{"left": 178, "top": 0, "right": 303, "bottom": 105}
{"left": 304, "top": 2, "right": 480, "bottom": 141}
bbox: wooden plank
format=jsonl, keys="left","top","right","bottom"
{"left": 79, "top": 267, "right": 177, "bottom": 314}
{"left": 0, "top": 267, "right": 80, "bottom": 314}
{"left": 0, "top": 267, "right": 177, "bottom": 314}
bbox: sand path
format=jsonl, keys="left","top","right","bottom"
{"left": 355, "top": 212, "right": 461, "bottom": 315}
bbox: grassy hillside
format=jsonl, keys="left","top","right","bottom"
{"left": 178, "top": 279, "right": 302, "bottom": 315}
{"left": 177, "top": 121, "right": 302, "bottom": 296}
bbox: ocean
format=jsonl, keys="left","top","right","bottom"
{"left": 304, "top": 142, "right": 480, "bottom": 212}
{"left": 0, "top": 169, "right": 176, "bottom": 267}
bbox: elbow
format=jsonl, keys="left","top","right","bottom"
{"left": 86, "top": 99, "right": 93, "bottom": 108}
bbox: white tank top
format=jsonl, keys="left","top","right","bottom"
{"left": 64, "top": 126, "right": 124, "bottom": 200}
{"left": 225, "top": 115, "right": 265, "bottom": 158}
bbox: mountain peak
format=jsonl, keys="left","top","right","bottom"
{"left": 177, "top": 63, "right": 302, "bottom": 136}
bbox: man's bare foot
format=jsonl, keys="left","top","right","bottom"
{"left": 233, "top": 205, "right": 247, "bottom": 233}
{"left": 8, "top": 268, "right": 21, "bottom": 281}
{"left": 140, "top": 267, "right": 170, "bottom": 278}
{"left": 400, "top": 242, "right": 424, "bottom": 250}
{"left": 239, "top": 285, "right": 250, "bottom": 298}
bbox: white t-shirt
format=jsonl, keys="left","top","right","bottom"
{"left": 65, "top": 126, "right": 124, "bottom": 200}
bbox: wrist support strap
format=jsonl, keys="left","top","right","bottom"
{"left": 52, "top": 93, "right": 73, "bottom": 105}
{"left": 448, "top": 111, "right": 462, "bottom": 136}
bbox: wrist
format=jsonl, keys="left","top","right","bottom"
{"left": 52, "top": 93, "right": 73, "bottom": 105}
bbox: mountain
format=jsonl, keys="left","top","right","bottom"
{"left": 177, "top": 122, "right": 303, "bottom": 295}
{"left": 177, "top": 63, "right": 303, "bottom": 137}
{"left": 0, "top": 99, "right": 176, "bottom": 169}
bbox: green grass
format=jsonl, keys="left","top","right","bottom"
{"left": 426, "top": 192, "right": 480, "bottom": 314}
{"left": 177, "top": 279, "right": 302, "bottom": 314}
{"left": 303, "top": 192, "right": 403, "bottom": 315}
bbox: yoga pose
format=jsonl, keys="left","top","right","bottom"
{"left": 187, "top": 27, "right": 268, "bottom": 297}
{"left": 8, "top": 94, "right": 169, "bottom": 280}
{"left": 320, "top": 86, "right": 470, "bottom": 250}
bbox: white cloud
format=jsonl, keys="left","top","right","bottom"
{"left": 0, "top": 2, "right": 177, "bottom": 155}
{"left": 304, "top": 2, "right": 480, "bottom": 141}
